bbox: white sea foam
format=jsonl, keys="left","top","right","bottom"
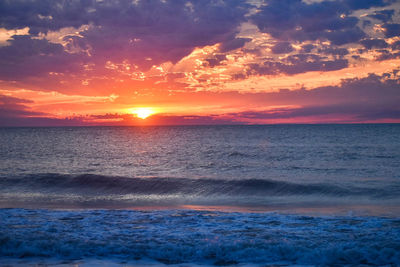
{"left": 1, "top": 209, "right": 399, "bottom": 265}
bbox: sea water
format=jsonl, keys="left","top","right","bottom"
{"left": 0, "top": 124, "right": 399, "bottom": 265}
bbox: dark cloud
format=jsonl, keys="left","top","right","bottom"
{"left": 233, "top": 103, "right": 400, "bottom": 121}
{"left": 323, "top": 27, "right": 366, "bottom": 46}
{"left": 0, "top": 95, "right": 35, "bottom": 116}
{"left": 247, "top": 53, "right": 348, "bottom": 75}
{"left": 367, "top": 9, "right": 395, "bottom": 21}
{"left": 230, "top": 70, "right": 400, "bottom": 122}
{"left": 219, "top": 37, "right": 251, "bottom": 53}
{"left": 382, "top": 23, "right": 400, "bottom": 38}
{"left": 363, "top": 20, "right": 372, "bottom": 27}
{"left": 0, "top": 94, "right": 45, "bottom": 125}
{"left": 318, "top": 47, "right": 349, "bottom": 56}
{"left": 0, "top": 0, "right": 250, "bottom": 73}
{"left": 300, "top": 44, "right": 315, "bottom": 53}
{"left": 143, "top": 115, "right": 240, "bottom": 125}
{"left": 360, "top": 38, "right": 388, "bottom": 49}
{"left": 85, "top": 0, "right": 249, "bottom": 67}
{"left": 251, "top": 0, "right": 393, "bottom": 45}
{"left": 0, "top": 95, "right": 101, "bottom": 126}
{"left": 375, "top": 49, "right": 400, "bottom": 60}
{"left": 0, "top": 95, "right": 32, "bottom": 106}
{"left": 0, "top": 35, "right": 83, "bottom": 80}
{"left": 0, "top": 0, "right": 91, "bottom": 34}
{"left": 391, "top": 40, "right": 400, "bottom": 50}
{"left": 204, "top": 54, "right": 227, "bottom": 68}
{"left": 344, "top": 0, "right": 392, "bottom": 10}
{"left": 270, "top": 42, "right": 294, "bottom": 54}
{"left": 0, "top": 116, "right": 91, "bottom": 127}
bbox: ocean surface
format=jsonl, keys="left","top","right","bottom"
{"left": 0, "top": 124, "right": 399, "bottom": 265}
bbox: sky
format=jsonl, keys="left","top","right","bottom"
{"left": 0, "top": 0, "right": 400, "bottom": 126}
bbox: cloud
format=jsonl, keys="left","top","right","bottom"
{"left": 204, "top": 54, "right": 227, "bottom": 68}
{"left": 382, "top": 23, "right": 400, "bottom": 38}
{"left": 391, "top": 41, "right": 400, "bottom": 50}
{"left": 0, "top": 94, "right": 33, "bottom": 114}
{"left": 250, "top": 0, "right": 393, "bottom": 45}
{"left": 0, "top": 94, "right": 112, "bottom": 126}
{"left": 0, "top": 94, "right": 45, "bottom": 125}
{"left": 0, "top": 0, "right": 91, "bottom": 34}
{"left": 300, "top": 44, "right": 315, "bottom": 53}
{"left": 0, "top": 0, "right": 250, "bottom": 74}
{"left": 247, "top": 53, "right": 348, "bottom": 75}
{"left": 270, "top": 42, "right": 294, "bottom": 54}
{"left": 219, "top": 37, "right": 251, "bottom": 53}
{"left": 233, "top": 104, "right": 400, "bottom": 122}
{"left": 318, "top": 47, "right": 349, "bottom": 56}
{"left": 360, "top": 38, "right": 388, "bottom": 49}
{"left": 367, "top": 9, "right": 395, "bottom": 21}
{"left": 0, "top": 94, "right": 32, "bottom": 106}
{"left": 0, "top": 35, "right": 82, "bottom": 80}
{"left": 344, "top": 0, "right": 392, "bottom": 10}
{"left": 222, "top": 70, "right": 400, "bottom": 122}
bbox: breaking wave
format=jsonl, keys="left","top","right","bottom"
{"left": 1, "top": 173, "right": 399, "bottom": 200}
{"left": 0, "top": 209, "right": 400, "bottom": 265}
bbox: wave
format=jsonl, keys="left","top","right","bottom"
{"left": 1, "top": 173, "right": 398, "bottom": 199}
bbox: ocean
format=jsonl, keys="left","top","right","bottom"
{"left": 0, "top": 124, "right": 399, "bottom": 265}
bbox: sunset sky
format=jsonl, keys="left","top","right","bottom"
{"left": 1, "top": 0, "right": 400, "bottom": 126}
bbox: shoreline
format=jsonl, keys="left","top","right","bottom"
{"left": 1, "top": 203, "right": 400, "bottom": 217}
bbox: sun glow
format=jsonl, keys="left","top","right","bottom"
{"left": 129, "top": 107, "right": 156, "bottom": 119}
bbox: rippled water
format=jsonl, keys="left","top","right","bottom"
{"left": 1, "top": 125, "right": 399, "bottom": 265}
{"left": 0, "top": 124, "right": 399, "bottom": 210}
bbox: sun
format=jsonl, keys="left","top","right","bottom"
{"left": 129, "top": 107, "right": 155, "bottom": 119}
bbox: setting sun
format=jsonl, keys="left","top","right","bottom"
{"left": 129, "top": 108, "right": 155, "bottom": 119}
